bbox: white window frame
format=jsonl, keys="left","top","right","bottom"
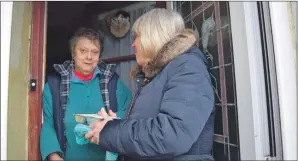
{"left": 229, "top": 2, "right": 272, "bottom": 160}
{"left": 269, "top": 2, "right": 297, "bottom": 160}
{"left": 230, "top": 1, "right": 297, "bottom": 160}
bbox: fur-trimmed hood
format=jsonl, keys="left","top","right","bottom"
{"left": 133, "top": 29, "right": 199, "bottom": 79}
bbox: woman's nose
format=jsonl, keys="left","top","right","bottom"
{"left": 86, "top": 52, "right": 92, "bottom": 59}
{"left": 132, "top": 41, "right": 136, "bottom": 48}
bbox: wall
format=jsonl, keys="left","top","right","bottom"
{"left": 1, "top": 2, "right": 13, "bottom": 160}
{"left": 6, "top": 2, "right": 32, "bottom": 159}
{"left": 288, "top": 2, "right": 296, "bottom": 51}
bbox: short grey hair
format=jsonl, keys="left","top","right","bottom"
{"left": 132, "top": 8, "right": 185, "bottom": 58}
{"left": 69, "top": 28, "right": 104, "bottom": 56}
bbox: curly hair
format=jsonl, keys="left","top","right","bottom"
{"left": 69, "top": 27, "right": 105, "bottom": 56}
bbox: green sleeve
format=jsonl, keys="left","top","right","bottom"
{"left": 116, "top": 80, "right": 132, "bottom": 119}
{"left": 40, "top": 83, "right": 64, "bottom": 160}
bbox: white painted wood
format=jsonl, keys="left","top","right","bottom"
{"left": 269, "top": 2, "right": 297, "bottom": 160}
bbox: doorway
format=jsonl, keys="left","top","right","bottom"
{"left": 28, "top": 1, "right": 166, "bottom": 160}
{"left": 29, "top": 1, "right": 239, "bottom": 160}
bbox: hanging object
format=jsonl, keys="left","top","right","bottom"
{"left": 106, "top": 10, "right": 130, "bottom": 38}
{"left": 201, "top": 10, "right": 216, "bottom": 52}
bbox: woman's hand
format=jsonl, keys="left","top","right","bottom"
{"left": 85, "top": 108, "right": 117, "bottom": 144}
{"left": 48, "top": 153, "right": 63, "bottom": 161}
{"left": 99, "top": 108, "right": 117, "bottom": 118}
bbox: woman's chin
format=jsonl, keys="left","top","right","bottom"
{"left": 136, "top": 60, "right": 144, "bottom": 67}
{"left": 80, "top": 69, "right": 94, "bottom": 75}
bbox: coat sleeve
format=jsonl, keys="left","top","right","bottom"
{"left": 99, "top": 58, "right": 214, "bottom": 159}
{"left": 40, "top": 83, "right": 64, "bottom": 160}
{"left": 116, "top": 79, "right": 132, "bottom": 119}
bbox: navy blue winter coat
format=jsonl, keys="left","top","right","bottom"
{"left": 99, "top": 29, "right": 215, "bottom": 161}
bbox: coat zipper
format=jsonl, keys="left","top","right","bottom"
{"left": 125, "top": 78, "right": 149, "bottom": 119}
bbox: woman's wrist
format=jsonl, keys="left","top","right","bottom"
{"left": 48, "top": 152, "right": 63, "bottom": 160}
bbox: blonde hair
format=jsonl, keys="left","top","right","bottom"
{"left": 132, "top": 8, "right": 185, "bottom": 58}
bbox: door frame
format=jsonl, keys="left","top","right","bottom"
{"left": 229, "top": 1, "right": 286, "bottom": 160}
{"left": 269, "top": 2, "right": 297, "bottom": 160}
{"left": 229, "top": 2, "right": 269, "bottom": 160}
{"left": 28, "top": 1, "right": 46, "bottom": 160}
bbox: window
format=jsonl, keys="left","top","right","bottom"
{"left": 174, "top": 2, "right": 240, "bottom": 160}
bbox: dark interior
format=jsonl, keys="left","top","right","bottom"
{"left": 46, "top": 1, "right": 136, "bottom": 76}
{"left": 46, "top": 1, "right": 166, "bottom": 76}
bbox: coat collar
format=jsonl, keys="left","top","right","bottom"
{"left": 134, "top": 29, "right": 198, "bottom": 79}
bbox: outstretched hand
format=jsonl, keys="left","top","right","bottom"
{"left": 98, "top": 108, "right": 117, "bottom": 118}
{"left": 85, "top": 108, "right": 117, "bottom": 144}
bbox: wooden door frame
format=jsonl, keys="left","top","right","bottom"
{"left": 28, "top": 1, "right": 46, "bottom": 160}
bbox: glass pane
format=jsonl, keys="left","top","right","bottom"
{"left": 225, "top": 65, "right": 235, "bottom": 104}
{"left": 204, "top": 3, "right": 215, "bottom": 20}
{"left": 215, "top": 105, "right": 223, "bottom": 135}
{"left": 181, "top": 1, "right": 191, "bottom": 18}
{"left": 192, "top": 12, "right": 204, "bottom": 42}
{"left": 230, "top": 146, "right": 240, "bottom": 161}
{"left": 228, "top": 105, "right": 239, "bottom": 145}
{"left": 222, "top": 26, "right": 232, "bottom": 64}
{"left": 210, "top": 68, "right": 222, "bottom": 105}
{"left": 176, "top": 1, "right": 191, "bottom": 19}
{"left": 213, "top": 142, "right": 229, "bottom": 161}
{"left": 219, "top": 1, "right": 229, "bottom": 27}
{"left": 191, "top": 1, "right": 202, "bottom": 11}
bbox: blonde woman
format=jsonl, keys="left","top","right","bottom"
{"left": 86, "top": 8, "right": 215, "bottom": 161}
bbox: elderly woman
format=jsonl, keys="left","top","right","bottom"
{"left": 40, "top": 28, "right": 132, "bottom": 161}
{"left": 86, "top": 8, "right": 215, "bottom": 161}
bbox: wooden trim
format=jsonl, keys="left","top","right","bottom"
{"left": 214, "top": 1, "right": 230, "bottom": 146}
{"left": 102, "top": 55, "right": 135, "bottom": 64}
{"left": 156, "top": 1, "right": 167, "bottom": 8}
{"left": 28, "top": 2, "right": 45, "bottom": 160}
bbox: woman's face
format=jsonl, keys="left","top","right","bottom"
{"left": 132, "top": 35, "right": 150, "bottom": 67}
{"left": 73, "top": 37, "right": 100, "bottom": 75}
